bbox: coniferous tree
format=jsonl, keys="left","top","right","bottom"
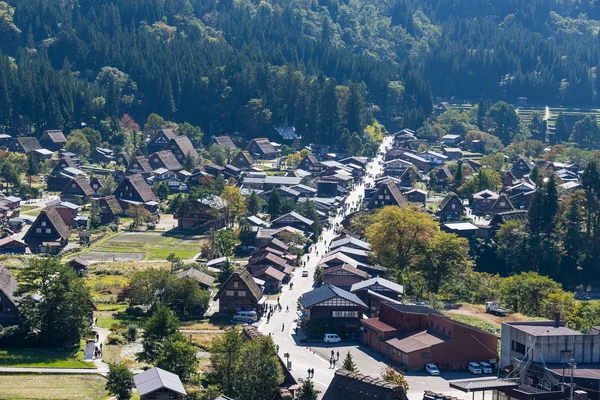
{"left": 268, "top": 190, "right": 282, "bottom": 219}
{"left": 554, "top": 113, "right": 568, "bottom": 144}
{"left": 342, "top": 351, "right": 357, "bottom": 371}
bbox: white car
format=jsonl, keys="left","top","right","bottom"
{"left": 324, "top": 333, "right": 341, "bottom": 343}
{"left": 302, "top": 270, "right": 309, "bottom": 277}
{"left": 479, "top": 361, "right": 493, "bottom": 373}
{"left": 425, "top": 363, "right": 440, "bottom": 375}
{"left": 468, "top": 362, "right": 482, "bottom": 374}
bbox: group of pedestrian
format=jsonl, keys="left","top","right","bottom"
{"left": 266, "top": 302, "right": 283, "bottom": 323}
{"left": 93, "top": 334, "right": 103, "bottom": 360}
{"left": 329, "top": 350, "right": 340, "bottom": 368}
{"left": 307, "top": 368, "right": 315, "bottom": 378}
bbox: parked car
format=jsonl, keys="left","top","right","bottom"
{"left": 425, "top": 364, "right": 440, "bottom": 375}
{"left": 232, "top": 311, "right": 257, "bottom": 323}
{"left": 479, "top": 361, "right": 493, "bottom": 373}
{"left": 468, "top": 362, "right": 482, "bottom": 375}
{"left": 302, "top": 270, "right": 309, "bottom": 277}
{"left": 324, "top": 333, "right": 341, "bottom": 343}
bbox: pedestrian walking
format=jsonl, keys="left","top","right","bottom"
{"left": 310, "top": 368, "right": 314, "bottom": 378}
{"left": 282, "top": 323, "right": 285, "bottom": 332}
{"left": 331, "top": 350, "right": 334, "bottom": 358}
{"left": 286, "top": 305, "right": 289, "bottom": 312}
{"left": 308, "top": 368, "right": 311, "bottom": 378}
{"left": 337, "top": 351, "right": 339, "bottom": 360}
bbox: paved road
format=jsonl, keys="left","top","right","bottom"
{"left": 257, "top": 136, "right": 393, "bottom": 396}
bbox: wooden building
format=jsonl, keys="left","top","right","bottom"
{"left": 213, "top": 268, "right": 264, "bottom": 314}
{"left": 23, "top": 206, "right": 69, "bottom": 254}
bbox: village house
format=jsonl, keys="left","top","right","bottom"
{"left": 23, "top": 206, "right": 70, "bottom": 254}
{"left": 0, "top": 266, "right": 20, "bottom": 325}
{"left": 148, "top": 150, "right": 182, "bottom": 172}
{"left": 96, "top": 195, "right": 122, "bottom": 225}
{"left": 491, "top": 193, "right": 514, "bottom": 216}
{"left": 208, "top": 135, "right": 238, "bottom": 152}
{"left": 361, "top": 303, "right": 498, "bottom": 370}
{"left": 213, "top": 268, "right": 265, "bottom": 314}
{"left": 89, "top": 176, "right": 104, "bottom": 194}
{"left": 231, "top": 151, "right": 253, "bottom": 169}
{"left": 398, "top": 152, "right": 430, "bottom": 171}
{"left": 442, "top": 222, "right": 479, "bottom": 239}
{"left": 438, "top": 192, "right": 466, "bottom": 222}
{"left": 60, "top": 176, "right": 95, "bottom": 204}
{"left": 511, "top": 155, "right": 534, "bottom": 179}
{"left": 270, "top": 211, "right": 314, "bottom": 232}
{"left": 48, "top": 200, "right": 81, "bottom": 227}
{"left": 39, "top": 130, "right": 67, "bottom": 150}
{"left": 405, "top": 188, "right": 427, "bottom": 204}
{"left": 441, "top": 134, "right": 463, "bottom": 146}
{"left": 166, "top": 135, "right": 199, "bottom": 163}
{"left": 298, "top": 284, "right": 368, "bottom": 336}
{"left": 251, "top": 266, "right": 286, "bottom": 293}
{"left": 351, "top": 277, "right": 404, "bottom": 317}
{"left": 366, "top": 179, "right": 407, "bottom": 210}
{"left": 0, "top": 236, "right": 28, "bottom": 254}
{"left": 46, "top": 156, "right": 84, "bottom": 191}
{"left": 9, "top": 136, "right": 42, "bottom": 154}
{"left": 433, "top": 167, "right": 453, "bottom": 189}
{"left": 398, "top": 166, "right": 425, "bottom": 188}
{"left": 247, "top": 251, "right": 292, "bottom": 277}
{"left": 175, "top": 195, "right": 227, "bottom": 231}
{"left": 134, "top": 367, "right": 187, "bottom": 400}
{"left": 322, "top": 369, "right": 409, "bottom": 400}
{"left": 471, "top": 189, "right": 500, "bottom": 214}
{"left": 175, "top": 268, "right": 216, "bottom": 291}
{"left": 245, "top": 138, "right": 277, "bottom": 159}
{"left": 68, "top": 257, "right": 90, "bottom": 274}
{"left": 330, "top": 236, "right": 371, "bottom": 252}
{"left": 298, "top": 154, "right": 326, "bottom": 174}
{"left": 126, "top": 156, "right": 154, "bottom": 177}
{"left": 113, "top": 174, "right": 159, "bottom": 214}
{"left": 443, "top": 147, "right": 463, "bottom": 160}
{"left": 419, "top": 150, "right": 448, "bottom": 166}
{"left": 93, "top": 147, "right": 114, "bottom": 164}
{"left": 321, "top": 264, "right": 370, "bottom": 291}
{"left": 147, "top": 128, "right": 177, "bottom": 155}
{"left": 384, "top": 159, "right": 414, "bottom": 176}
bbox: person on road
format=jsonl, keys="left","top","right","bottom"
{"left": 310, "top": 368, "right": 314, "bottom": 378}
{"left": 282, "top": 323, "right": 285, "bottom": 332}
{"left": 337, "top": 351, "right": 339, "bottom": 360}
{"left": 286, "top": 305, "right": 289, "bottom": 312}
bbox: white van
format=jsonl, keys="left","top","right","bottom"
{"left": 232, "top": 311, "right": 257, "bottom": 323}
{"left": 479, "top": 361, "right": 493, "bottom": 373}
{"left": 324, "top": 333, "right": 341, "bottom": 343}
{"left": 468, "top": 362, "right": 482, "bottom": 374}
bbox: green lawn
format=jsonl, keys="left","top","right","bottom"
{"left": 96, "top": 311, "right": 146, "bottom": 329}
{"left": 0, "top": 374, "right": 107, "bottom": 400}
{"left": 0, "top": 342, "right": 95, "bottom": 368}
{"left": 75, "top": 232, "right": 203, "bottom": 261}
{"left": 448, "top": 313, "right": 501, "bottom": 334}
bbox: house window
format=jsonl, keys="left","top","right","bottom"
{"left": 332, "top": 311, "right": 359, "bottom": 318}
{"left": 421, "top": 352, "right": 430, "bottom": 359}
{"left": 238, "top": 291, "right": 246, "bottom": 297}
{"left": 226, "top": 290, "right": 235, "bottom": 296}
{"left": 46, "top": 229, "right": 51, "bottom": 234}
{"left": 41, "top": 221, "right": 46, "bottom": 227}
{"left": 36, "top": 228, "right": 41, "bottom": 233}
{"left": 379, "top": 195, "right": 383, "bottom": 199}
{"left": 72, "top": 183, "right": 76, "bottom": 188}
{"left": 385, "top": 195, "right": 390, "bottom": 200}
{"left": 500, "top": 202, "right": 505, "bottom": 206}
{"left": 451, "top": 204, "right": 456, "bottom": 209}
{"left": 447, "top": 329, "right": 452, "bottom": 335}
{"left": 233, "top": 282, "right": 239, "bottom": 288}
{"left": 511, "top": 340, "right": 526, "bottom": 354}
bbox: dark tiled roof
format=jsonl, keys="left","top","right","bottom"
{"left": 171, "top": 136, "right": 199, "bottom": 160}
{"left": 175, "top": 268, "right": 216, "bottom": 287}
{"left": 322, "top": 264, "right": 370, "bottom": 279}
{"left": 70, "top": 176, "right": 95, "bottom": 197}
{"left": 124, "top": 174, "right": 159, "bottom": 203}
{"left": 214, "top": 268, "right": 263, "bottom": 303}
{"left": 271, "top": 211, "right": 314, "bottom": 227}
{"left": 16, "top": 137, "right": 42, "bottom": 153}
{"left": 298, "top": 284, "right": 367, "bottom": 308}
{"left": 210, "top": 136, "right": 238, "bottom": 151}
{"left": 130, "top": 156, "right": 153, "bottom": 174}
{"left": 152, "top": 150, "right": 182, "bottom": 171}
{"left": 322, "top": 369, "right": 408, "bottom": 400}
{"left": 246, "top": 138, "right": 277, "bottom": 155}
{"left": 99, "top": 195, "right": 122, "bottom": 215}
{"left": 248, "top": 251, "right": 289, "bottom": 269}
{"left": 385, "top": 303, "right": 440, "bottom": 315}
{"left": 439, "top": 192, "right": 464, "bottom": 211}
{"left": 490, "top": 210, "right": 528, "bottom": 227}
{"left": 0, "top": 266, "right": 19, "bottom": 309}
{"left": 42, "top": 130, "right": 66, "bottom": 143}
{"left": 41, "top": 206, "right": 70, "bottom": 240}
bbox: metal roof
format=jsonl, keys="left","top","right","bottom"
{"left": 449, "top": 378, "right": 519, "bottom": 393}
{"left": 350, "top": 277, "right": 403, "bottom": 294}
{"left": 133, "top": 367, "right": 187, "bottom": 397}
{"left": 298, "top": 284, "right": 367, "bottom": 308}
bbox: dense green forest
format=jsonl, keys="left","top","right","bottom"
{"left": 2, "top": 0, "right": 600, "bottom": 141}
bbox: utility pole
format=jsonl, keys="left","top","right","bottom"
{"left": 569, "top": 357, "right": 576, "bottom": 400}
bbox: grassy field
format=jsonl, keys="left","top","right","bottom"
{"left": 20, "top": 205, "right": 42, "bottom": 217}
{"left": 0, "top": 342, "right": 94, "bottom": 368}
{"left": 74, "top": 232, "right": 204, "bottom": 261}
{"left": 0, "top": 374, "right": 108, "bottom": 400}
{"left": 447, "top": 313, "right": 501, "bottom": 334}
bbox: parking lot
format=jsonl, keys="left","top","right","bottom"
{"left": 405, "top": 370, "right": 497, "bottom": 400}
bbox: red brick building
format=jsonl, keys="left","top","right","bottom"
{"left": 361, "top": 304, "right": 498, "bottom": 371}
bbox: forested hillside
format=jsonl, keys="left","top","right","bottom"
{"left": 1, "top": 0, "right": 600, "bottom": 141}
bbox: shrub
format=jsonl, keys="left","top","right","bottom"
{"left": 107, "top": 333, "right": 127, "bottom": 345}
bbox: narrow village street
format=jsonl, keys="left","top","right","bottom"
{"left": 258, "top": 135, "right": 394, "bottom": 395}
